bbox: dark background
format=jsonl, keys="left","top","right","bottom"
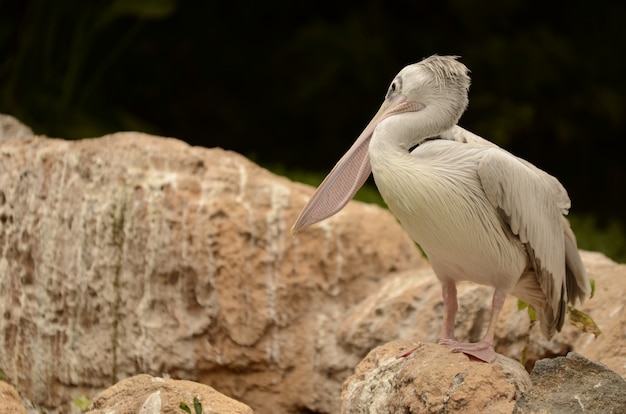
{"left": 1, "top": 0, "right": 625, "bottom": 258}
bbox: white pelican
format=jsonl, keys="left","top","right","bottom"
{"left": 292, "top": 55, "right": 590, "bottom": 362}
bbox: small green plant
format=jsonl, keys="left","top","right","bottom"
{"left": 568, "top": 306, "right": 602, "bottom": 336}
{"left": 73, "top": 395, "right": 91, "bottom": 411}
{"left": 180, "top": 397, "right": 203, "bottom": 414}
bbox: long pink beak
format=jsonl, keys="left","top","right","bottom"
{"left": 292, "top": 96, "right": 424, "bottom": 233}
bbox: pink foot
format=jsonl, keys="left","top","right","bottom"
{"left": 396, "top": 343, "right": 423, "bottom": 359}
{"left": 439, "top": 339, "right": 496, "bottom": 363}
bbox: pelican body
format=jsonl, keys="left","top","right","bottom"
{"left": 292, "top": 55, "right": 590, "bottom": 362}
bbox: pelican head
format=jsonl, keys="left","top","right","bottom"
{"left": 292, "top": 55, "right": 471, "bottom": 233}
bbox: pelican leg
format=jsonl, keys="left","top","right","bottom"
{"left": 397, "top": 280, "right": 458, "bottom": 359}
{"left": 439, "top": 288, "right": 506, "bottom": 363}
{"left": 440, "top": 280, "right": 458, "bottom": 340}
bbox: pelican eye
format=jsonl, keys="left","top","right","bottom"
{"left": 386, "top": 77, "right": 402, "bottom": 99}
{"left": 386, "top": 82, "right": 398, "bottom": 99}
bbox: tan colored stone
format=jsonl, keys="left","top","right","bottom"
{"left": 0, "top": 381, "right": 28, "bottom": 414}
{"left": 0, "top": 133, "right": 426, "bottom": 413}
{"left": 0, "top": 114, "right": 32, "bottom": 140}
{"left": 339, "top": 269, "right": 493, "bottom": 357}
{"left": 341, "top": 340, "right": 531, "bottom": 413}
{"left": 87, "top": 374, "right": 253, "bottom": 414}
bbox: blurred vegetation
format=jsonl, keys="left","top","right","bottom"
{"left": 1, "top": 1, "right": 624, "bottom": 261}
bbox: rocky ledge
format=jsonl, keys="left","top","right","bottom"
{"left": 0, "top": 116, "right": 624, "bottom": 413}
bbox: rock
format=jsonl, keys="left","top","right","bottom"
{"left": 567, "top": 252, "right": 626, "bottom": 377}
{"left": 0, "top": 132, "right": 426, "bottom": 413}
{"left": 0, "top": 114, "right": 33, "bottom": 139}
{"left": 339, "top": 269, "right": 493, "bottom": 356}
{"left": 514, "top": 352, "right": 626, "bottom": 413}
{"left": 87, "top": 374, "right": 253, "bottom": 414}
{"left": 341, "top": 340, "right": 531, "bottom": 414}
{"left": 0, "top": 381, "right": 28, "bottom": 414}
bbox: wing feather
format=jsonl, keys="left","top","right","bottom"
{"left": 478, "top": 149, "right": 567, "bottom": 320}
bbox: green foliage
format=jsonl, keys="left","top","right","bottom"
{"left": 589, "top": 278, "right": 596, "bottom": 299}
{"left": 193, "top": 397, "right": 203, "bottom": 414}
{"left": 517, "top": 300, "right": 537, "bottom": 322}
{"left": 568, "top": 306, "right": 602, "bottom": 337}
{"left": 108, "top": 0, "right": 176, "bottom": 21}
{"left": 73, "top": 395, "right": 91, "bottom": 411}
{"left": 0, "top": 0, "right": 176, "bottom": 139}
{"left": 568, "top": 215, "right": 626, "bottom": 263}
{"left": 180, "top": 397, "right": 203, "bottom": 414}
{"left": 0, "top": 369, "right": 6, "bottom": 381}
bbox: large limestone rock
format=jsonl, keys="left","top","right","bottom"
{"left": 0, "top": 132, "right": 426, "bottom": 413}
{"left": 87, "top": 374, "right": 253, "bottom": 414}
{"left": 341, "top": 340, "right": 531, "bottom": 413}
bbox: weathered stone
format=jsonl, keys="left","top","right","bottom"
{"left": 0, "top": 114, "right": 32, "bottom": 139}
{"left": 0, "top": 381, "right": 28, "bottom": 414}
{"left": 514, "top": 352, "right": 626, "bottom": 413}
{"left": 341, "top": 340, "right": 531, "bottom": 414}
{"left": 87, "top": 374, "right": 253, "bottom": 414}
{"left": 0, "top": 132, "right": 425, "bottom": 413}
{"left": 339, "top": 269, "right": 494, "bottom": 357}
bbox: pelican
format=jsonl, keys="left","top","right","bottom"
{"left": 292, "top": 55, "right": 590, "bottom": 362}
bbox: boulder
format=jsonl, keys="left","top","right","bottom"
{"left": 339, "top": 269, "right": 493, "bottom": 356}
{"left": 0, "top": 132, "right": 425, "bottom": 413}
{"left": 514, "top": 352, "right": 626, "bottom": 413}
{"left": 0, "top": 114, "right": 33, "bottom": 139}
{"left": 87, "top": 374, "right": 253, "bottom": 414}
{"left": 341, "top": 340, "right": 531, "bottom": 413}
{"left": 0, "top": 381, "right": 28, "bottom": 414}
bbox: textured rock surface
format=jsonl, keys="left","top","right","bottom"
{"left": 341, "top": 340, "right": 531, "bottom": 413}
{"left": 514, "top": 353, "right": 626, "bottom": 413}
{"left": 0, "top": 132, "right": 425, "bottom": 413}
{"left": 0, "top": 381, "right": 28, "bottom": 414}
{"left": 339, "top": 269, "right": 493, "bottom": 356}
{"left": 87, "top": 374, "right": 253, "bottom": 414}
{"left": 0, "top": 114, "right": 33, "bottom": 140}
